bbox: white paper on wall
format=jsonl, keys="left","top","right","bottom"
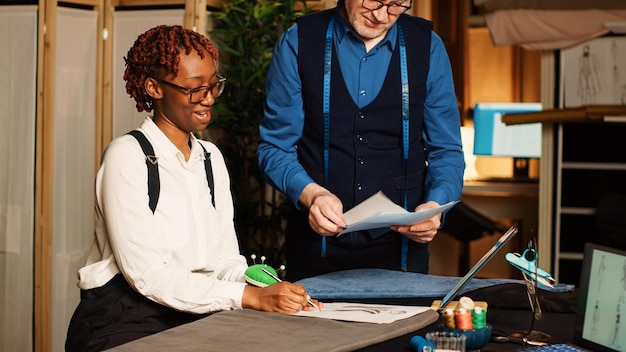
{"left": 560, "top": 36, "right": 626, "bottom": 108}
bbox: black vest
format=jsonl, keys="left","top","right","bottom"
{"left": 296, "top": 10, "right": 432, "bottom": 212}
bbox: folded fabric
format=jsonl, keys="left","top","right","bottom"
{"left": 484, "top": 9, "right": 626, "bottom": 50}
{"left": 296, "top": 268, "right": 574, "bottom": 299}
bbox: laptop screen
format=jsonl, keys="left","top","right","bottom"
{"left": 437, "top": 225, "right": 518, "bottom": 312}
{"left": 574, "top": 243, "right": 626, "bottom": 352}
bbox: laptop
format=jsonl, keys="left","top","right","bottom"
{"left": 519, "top": 243, "right": 626, "bottom": 352}
{"left": 435, "top": 225, "right": 519, "bottom": 312}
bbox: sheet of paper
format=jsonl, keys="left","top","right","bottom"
{"left": 338, "top": 191, "right": 458, "bottom": 236}
{"left": 295, "top": 302, "right": 432, "bottom": 324}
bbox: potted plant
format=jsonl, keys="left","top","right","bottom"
{"left": 207, "top": 0, "right": 311, "bottom": 267}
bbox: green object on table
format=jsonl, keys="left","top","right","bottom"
{"left": 244, "top": 264, "right": 279, "bottom": 287}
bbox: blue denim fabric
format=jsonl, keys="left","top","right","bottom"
{"left": 296, "top": 268, "right": 574, "bottom": 299}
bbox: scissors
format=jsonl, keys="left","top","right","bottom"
{"left": 505, "top": 241, "right": 555, "bottom": 288}
{"left": 491, "top": 330, "right": 548, "bottom": 346}
{"left": 505, "top": 239, "right": 557, "bottom": 320}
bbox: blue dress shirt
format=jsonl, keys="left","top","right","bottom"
{"left": 259, "top": 14, "right": 464, "bottom": 210}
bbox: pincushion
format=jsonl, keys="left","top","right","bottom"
{"left": 244, "top": 264, "right": 279, "bottom": 287}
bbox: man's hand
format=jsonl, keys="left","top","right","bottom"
{"left": 390, "top": 201, "right": 442, "bottom": 243}
{"left": 299, "top": 183, "right": 346, "bottom": 236}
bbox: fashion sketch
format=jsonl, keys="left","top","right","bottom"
{"left": 578, "top": 44, "right": 602, "bottom": 104}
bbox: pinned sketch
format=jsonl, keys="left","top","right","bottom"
{"left": 295, "top": 302, "right": 431, "bottom": 324}
{"left": 561, "top": 37, "right": 626, "bottom": 108}
{"left": 578, "top": 44, "right": 602, "bottom": 104}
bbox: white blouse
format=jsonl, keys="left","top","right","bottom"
{"left": 76, "top": 117, "right": 248, "bottom": 314}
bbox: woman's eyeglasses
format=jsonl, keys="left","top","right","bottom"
{"left": 153, "top": 76, "right": 226, "bottom": 103}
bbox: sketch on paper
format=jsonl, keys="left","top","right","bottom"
{"left": 295, "top": 302, "right": 431, "bottom": 324}
{"left": 561, "top": 37, "right": 626, "bottom": 108}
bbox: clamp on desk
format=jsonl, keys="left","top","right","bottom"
{"left": 505, "top": 236, "right": 553, "bottom": 343}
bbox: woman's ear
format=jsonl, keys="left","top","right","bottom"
{"left": 144, "top": 77, "right": 163, "bottom": 100}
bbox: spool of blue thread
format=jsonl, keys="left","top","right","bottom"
{"left": 410, "top": 335, "right": 434, "bottom": 352}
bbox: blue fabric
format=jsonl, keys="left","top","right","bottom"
{"left": 296, "top": 268, "right": 574, "bottom": 299}
{"left": 258, "top": 10, "right": 464, "bottom": 208}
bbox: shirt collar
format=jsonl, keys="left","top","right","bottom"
{"left": 140, "top": 116, "right": 203, "bottom": 162}
{"left": 333, "top": 10, "right": 397, "bottom": 52}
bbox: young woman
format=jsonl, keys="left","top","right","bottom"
{"left": 66, "top": 25, "right": 318, "bottom": 352}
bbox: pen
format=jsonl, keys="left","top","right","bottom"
{"left": 261, "top": 268, "right": 319, "bottom": 310}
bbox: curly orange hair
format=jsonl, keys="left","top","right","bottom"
{"left": 123, "top": 25, "right": 219, "bottom": 112}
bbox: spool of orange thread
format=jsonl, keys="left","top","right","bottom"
{"left": 455, "top": 308, "right": 473, "bottom": 330}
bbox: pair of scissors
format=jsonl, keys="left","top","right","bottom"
{"left": 505, "top": 239, "right": 556, "bottom": 320}
{"left": 491, "top": 330, "right": 548, "bottom": 346}
{"left": 505, "top": 240, "right": 555, "bottom": 288}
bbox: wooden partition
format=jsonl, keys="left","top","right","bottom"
{"left": 35, "top": 1, "right": 101, "bottom": 351}
{"left": 33, "top": 1, "right": 211, "bottom": 351}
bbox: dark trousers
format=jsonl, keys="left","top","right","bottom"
{"left": 285, "top": 211, "right": 430, "bottom": 282}
{"left": 65, "top": 274, "right": 207, "bottom": 352}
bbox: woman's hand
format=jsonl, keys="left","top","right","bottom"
{"left": 242, "top": 282, "right": 323, "bottom": 313}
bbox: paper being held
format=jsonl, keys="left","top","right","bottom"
{"left": 338, "top": 191, "right": 458, "bottom": 236}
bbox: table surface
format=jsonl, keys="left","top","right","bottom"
{"left": 108, "top": 271, "right": 577, "bottom": 352}
{"left": 108, "top": 296, "right": 577, "bottom": 352}
{"left": 358, "top": 307, "right": 576, "bottom": 351}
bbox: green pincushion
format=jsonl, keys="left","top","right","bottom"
{"left": 244, "top": 264, "right": 279, "bottom": 287}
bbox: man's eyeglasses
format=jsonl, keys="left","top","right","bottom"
{"left": 153, "top": 76, "right": 226, "bottom": 103}
{"left": 362, "top": 0, "right": 411, "bottom": 15}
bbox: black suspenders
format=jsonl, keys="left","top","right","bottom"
{"left": 126, "top": 130, "right": 215, "bottom": 213}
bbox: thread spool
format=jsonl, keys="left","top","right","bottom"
{"left": 441, "top": 308, "right": 456, "bottom": 329}
{"left": 458, "top": 296, "right": 475, "bottom": 311}
{"left": 410, "top": 335, "right": 433, "bottom": 352}
{"left": 455, "top": 308, "right": 473, "bottom": 330}
{"left": 471, "top": 306, "right": 487, "bottom": 329}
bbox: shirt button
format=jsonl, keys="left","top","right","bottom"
{"left": 360, "top": 90, "right": 366, "bottom": 96}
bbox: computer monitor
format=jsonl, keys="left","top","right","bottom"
{"left": 472, "top": 102, "right": 543, "bottom": 180}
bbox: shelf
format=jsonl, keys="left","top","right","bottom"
{"left": 558, "top": 252, "right": 585, "bottom": 261}
{"left": 463, "top": 181, "right": 538, "bottom": 198}
{"left": 560, "top": 207, "right": 595, "bottom": 215}
{"left": 502, "top": 105, "right": 626, "bottom": 124}
{"left": 551, "top": 120, "right": 626, "bottom": 284}
{"left": 561, "top": 162, "right": 626, "bottom": 170}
